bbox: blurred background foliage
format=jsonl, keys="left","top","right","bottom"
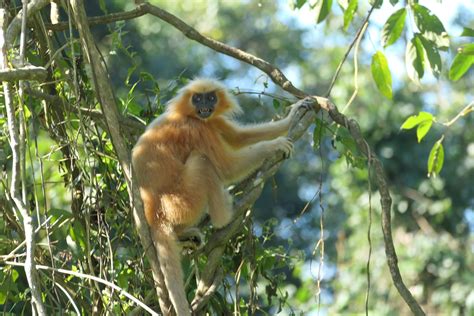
{"left": 0, "top": 0, "right": 473, "bottom": 315}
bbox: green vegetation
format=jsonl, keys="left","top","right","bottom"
{"left": 0, "top": 1, "right": 473, "bottom": 315}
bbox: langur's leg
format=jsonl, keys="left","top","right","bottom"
{"left": 162, "top": 151, "right": 211, "bottom": 227}
{"left": 208, "top": 182, "right": 233, "bottom": 228}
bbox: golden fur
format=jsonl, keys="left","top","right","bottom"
{"left": 132, "top": 78, "right": 300, "bottom": 315}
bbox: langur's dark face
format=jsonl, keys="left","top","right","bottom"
{"left": 192, "top": 91, "right": 217, "bottom": 119}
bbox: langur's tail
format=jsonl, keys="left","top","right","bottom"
{"left": 152, "top": 227, "right": 191, "bottom": 316}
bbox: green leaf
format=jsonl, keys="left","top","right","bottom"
{"left": 449, "top": 52, "right": 474, "bottom": 81}
{"left": 417, "top": 34, "right": 442, "bottom": 78}
{"left": 459, "top": 43, "right": 474, "bottom": 55}
{"left": 69, "top": 221, "right": 86, "bottom": 254}
{"left": 272, "top": 99, "right": 281, "bottom": 110}
{"left": 315, "top": 0, "right": 333, "bottom": 23}
{"left": 371, "top": 51, "right": 392, "bottom": 99}
{"left": 382, "top": 8, "right": 407, "bottom": 48}
{"left": 312, "top": 118, "right": 326, "bottom": 149}
{"left": 337, "top": 0, "right": 348, "bottom": 10}
{"left": 461, "top": 27, "right": 474, "bottom": 37}
{"left": 389, "top": 0, "right": 399, "bottom": 5}
{"left": 412, "top": 4, "right": 449, "bottom": 50}
{"left": 428, "top": 140, "right": 444, "bottom": 177}
{"left": 406, "top": 35, "right": 425, "bottom": 82}
{"left": 11, "top": 269, "right": 19, "bottom": 282}
{"left": 400, "top": 111, "right": 433, "bottom": 130}
{"left": 98, "top": 0, "right": 108, "bottom": 13}
{"left": 343, "top": 0, "right": 358, "bottom": 30}
{"left": 294, "top": 0, "right": 307, "bottom": 9}
{"left": 369, "top": 0, "right": 383, "bottom": 9}
{"left": 416, "top": 120, "right": 433, "bottom": 143}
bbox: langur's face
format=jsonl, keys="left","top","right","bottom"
{"left": 191, "top": 91, "right": 217, "bottom": 119}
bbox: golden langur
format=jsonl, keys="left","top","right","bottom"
{"left": 132, "top": 78, "right": 303, "bottom": 315}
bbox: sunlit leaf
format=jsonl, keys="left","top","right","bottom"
{"left": 337, "top": 0, "right": 348, "bottom": 10}
{"left": 400, "top": 111, "right": 433, "bottom": 130}
{"left": 428, "top": 140, "right": 444, "bottom": 177}
{"left": 381, "top": 8, "right": 407, "bottom": 47}
{"left": 416, "top": 120, "right": 433, "bottom": 143}
{"left": 371, "top": 51, "right": 392, "bottom": 99}
{"left": 459, "top": 43, "right": 474, "bottom": 55}
{"left": 461, "top": 27, "right": 474, "bottom": 37}
{"left": 369, "top": 0, "right": 383, "bottom": 9}
{"left": 449, "top": 52, "right": 474, "bottom": 81}
{"left": 343, "top": 0, "right": 358, "bottom": 30}
{"left": 294, "top": 0, "right": 307, "bottom": 9}
{"left": 406, "top": 35, "right": 425, "bottom": 82}
{"left": 11, "top": 269, "right": 19, "bottom": 282}
{"left": 418, "top": 34, "right": 442, "bottom": 78}
{"left": 412, "top": 4, "right": 449, "bottom": 50}
{"left": 315, "top": 0, "right": 333, "bottom": 24}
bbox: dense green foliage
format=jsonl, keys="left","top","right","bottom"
{"left": 1, "top": 0, "right": 473, "bottom": 315}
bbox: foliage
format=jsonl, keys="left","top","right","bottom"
{"left": 1, "top": 0, "right": 473, "bottom": 315}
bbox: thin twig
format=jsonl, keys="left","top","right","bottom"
{"left": 342, "top": 19, "right": 369, "bottom": 113}
{"left": 323, "top": 101, "right": 425, "bottom": 316}
{"left": 315, "top": 117, "right": 326, "bottom": 316}
{"left": 4, "top": 261, "right": 158, "bottom": 316}
{"left": 325, "top": 5, "right": 376, "bottom": 97}
{"left": 365, "top": 142, "right": 373, "bottom": 316}
{"left": 442, "top": 101, "right": 474, "bottom": 127}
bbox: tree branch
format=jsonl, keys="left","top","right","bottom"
{"left": 24, "top": 87, "right": 145, "bottom": 135}
{"left": 0, "top": 7, "right": 46, "bottom": 316}
{"left": 5, "top": 261, "right": 158, "bottom": 316}
{"left": 325, "top": 5, "right": 375, "bottom": 97}
{"left": 5, "top": 0, "right": 49, "bottom": 47}
{"left": 42, "top": 2, "right": 306, "bottom": 98}
{"left": 322, "top": 101, "right": 425, "bottom": 315}
{"left": 0, "top": 65, "right": 47, "bottom": 81}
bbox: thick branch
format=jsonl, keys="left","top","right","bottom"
{"left": 5, "top": 261, "right": 158, "bottom": 316}
{"left": 43, "top": 4, "right": 148, "bottom": 31}
{"left": 0, "top": 65, "right": 47, "bottom": 81}
{"left": 69, "top": 1, "right": 171, "bottom": 314}
{"left": 42, "top": 2, "right": 306, "bottom": 98}
{"left": 141, "top": 3, "right": 306, "bottom": 98}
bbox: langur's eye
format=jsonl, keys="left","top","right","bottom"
{"left": 192, "top": 94, "right": 202, "bottom": 103}
{"left": 207, "top": 94, "right": 216, "bottom": 102}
